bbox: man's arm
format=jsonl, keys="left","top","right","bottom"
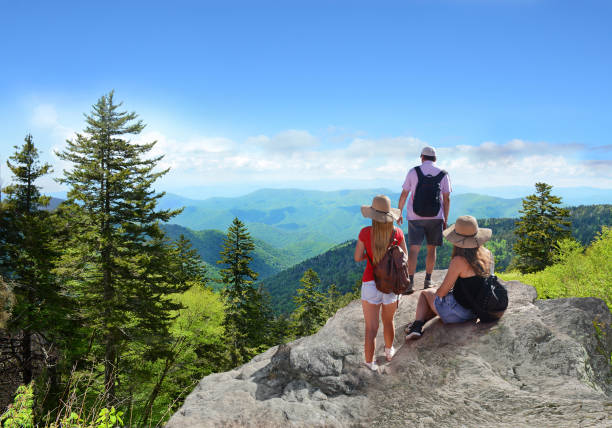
{"left": 442, "top": 193, "right": 450, "bottom": 229}
{"left": 397, "top": 189, "right": 409, "bottom": 225}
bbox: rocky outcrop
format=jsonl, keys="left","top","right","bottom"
{"left": 166, "top": 271, "right": 612, "bottom": 427}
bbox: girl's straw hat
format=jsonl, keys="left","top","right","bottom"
{"left": 443, "top": 215, "right": 492, "bottom": 248}
{"left": 361, "top": 195, "right": 400, "bottom": 223}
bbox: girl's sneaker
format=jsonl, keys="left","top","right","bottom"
{"left": 385, "top": 346, "right": 396, "bottom": 361}
{"left": 405, "top": 320, "right": 425, "bottom": 340}
{"left": 365, "top": 361, "right": 379, "bottom": 371}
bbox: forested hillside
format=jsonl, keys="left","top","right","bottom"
{"left": 262, "top": 205, "right": 612, "bottom": 314}
{"left": 262, "top": 241, "right": 361, "bottom": 314}
{"left": 161, "top": 224, "right": 299, "bottom": 281}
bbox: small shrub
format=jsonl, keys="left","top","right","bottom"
{"left": 1, "top": 383, "right": 35, "bottom": 428}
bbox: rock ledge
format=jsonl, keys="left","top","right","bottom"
{"left": 167, "top": 271, "right": 611, "bottom": 427}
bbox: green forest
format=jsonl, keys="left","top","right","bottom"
{"left": 263, "top": 205, "right": 612, "bottom": 314}
{"left": 0, "top": 93, "right": 358, "bottom": 427}
{"left": 1, "top": 94, "right": 610, "bottom": 427}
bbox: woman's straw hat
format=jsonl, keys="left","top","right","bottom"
{"left": 361, "top": 195, "right": 401, "bottom": 223}
{"left": 443, "top": 215, "right": 492, "bottom": 248}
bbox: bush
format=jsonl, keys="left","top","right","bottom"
{"left": 1, "top": 383, "right": 35, "bottom": 428}
{"left": 500, "top": 227, "right": 612, "bottom": 311}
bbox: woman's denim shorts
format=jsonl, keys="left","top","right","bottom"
{"left": 361, "top": 281, "right": 399, "bottom": 305}
{"left": 434, "top": 293, "right": 477, "bottom": 324}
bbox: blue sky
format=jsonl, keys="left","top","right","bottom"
{"left": 1, "top": 0, "right": 611, "bottom": 199}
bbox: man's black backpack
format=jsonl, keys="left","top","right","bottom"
{"left": 413, "top": 166, "right": 447, "bottom": 217}
{"left": 471, "top": 275, "right": 508, "bottom": 322}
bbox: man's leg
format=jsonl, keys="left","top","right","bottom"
{"left": 407, "top": 220, "right": 425, "bottom": 282}
{"left": 425, "top": 245, "right": 436, "bottom": 274}
{"left": 423, "top": 220, "right": 443, "bottom": 288}
{"left": 408, "top": 245, "right": 420, "bottom": 276}
{"left": 423, "top": 245, "right": 436, "bottom": 288}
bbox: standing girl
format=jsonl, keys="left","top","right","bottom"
{"left": 355, "top": 195, "right": 408, "bottom": 370}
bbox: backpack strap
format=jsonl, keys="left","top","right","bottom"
{"left": 432, "top": 169, "right": 447, "bottom": 183}
{"left": 416, "top": 166, "right": 446, "bottom": 182}
{"left": 415, "top": 166, "right": 425, "bottom": 180}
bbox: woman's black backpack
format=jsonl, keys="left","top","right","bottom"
{"left": 472, "top": 275, "right": 508, "bottom": 322}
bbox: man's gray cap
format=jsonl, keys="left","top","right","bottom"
{"left": 421, "top": 146, "right": 436, "bottom": 157}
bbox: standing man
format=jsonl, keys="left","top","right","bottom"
{"left": 397, "top": 146, "right": 451, "bottom": 289}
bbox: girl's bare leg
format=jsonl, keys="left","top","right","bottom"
{"left": 381, "top": 301, "right": 398, "bottom": 349}
{"left": 362, "top": 300, "right": 381, "bottom": 363}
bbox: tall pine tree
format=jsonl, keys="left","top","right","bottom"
{"left": 0, "top": 134, "right": 61, "bottom": 385}
{"left": 513, "top": 182, "right": 571, "bottom": 273}
{"left": 218, "top": 217, "right": 270, "bottom": 367}
{"left": 291, "top": 269, "right": 327, "bottom": 337}
{"left": 55, "top": 91, "right": 187, "bottom": 405}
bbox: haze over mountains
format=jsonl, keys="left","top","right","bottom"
{"left": 157, "top": 188, "right": 524, "bottom": 261}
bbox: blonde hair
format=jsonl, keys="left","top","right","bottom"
{"left": 372, "top": 220, "right": 394, "bottom": 264}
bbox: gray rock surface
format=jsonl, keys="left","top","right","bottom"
{"left": 166, "top": 271, "right": 612, "bottom": 427}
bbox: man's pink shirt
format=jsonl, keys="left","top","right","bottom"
{"left": 401, "top": 160, "right": 452, "bottom": 221}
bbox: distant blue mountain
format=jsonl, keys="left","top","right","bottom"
{"left": 452, "top": 185, "right": 611, "bottom": 206}
{"left": 158, "top": 188, "right": 524, "bottom": 262}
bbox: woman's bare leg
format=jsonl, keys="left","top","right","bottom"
{"left": 362, "top": 300, "right": 381, "bottom": 363}
{"left": 380, "top": 301, "right": 398, "bottom": 349}
{"left": 414, "top": 288, "right": 439, "bottom": 322}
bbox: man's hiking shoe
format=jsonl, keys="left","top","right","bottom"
{"left": 385, "top": 346, "right": 396, "bottom": 362}
{"left": 365, "top": 361, "right": 379, "bottom": 371}
{"left": 402, "top": 288, "right": 414, "bottom": 295}
{"left": 423, "top": 278, "right": 432, "bottom": 289}
{"left": 405, "top": 321, "right": 425, "bottom": 340}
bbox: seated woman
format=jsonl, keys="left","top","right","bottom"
{"left": 355, "top": 195, "right": 408, "bottom": 370}
{"left": 406, "top": 215, "right": 493, "bottom": 339}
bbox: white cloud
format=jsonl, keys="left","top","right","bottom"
{"left": 32, "top": 108, "right": 612, "bottom": 193}
{"left": 147, "top": 133, "right": 612, "bottom": 191}
{"left": 248, "top": 129, "right": 319, "bottom": 152}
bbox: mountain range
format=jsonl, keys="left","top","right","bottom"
{"left": 36, "top": 189, "right": 611, "bottom": 313}
{"left": 159, "top": 188, "right": 524, "bottom": 262}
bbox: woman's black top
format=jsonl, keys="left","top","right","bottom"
{"left": 452, "top": 275, "right": 486, "bottom": 309}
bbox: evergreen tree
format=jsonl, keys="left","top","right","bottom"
{"left": 54, "top": 91, "right": 186, "bottom": 405}
{"left": 169, "top": 234, "right": 208, "bottom": 288}
{"left": 513, "top": 182, "right": 571, "bottom": 273}
{"left": 292, "top": 269, "right": 327, "bottom": 337}
{"left": 0, "top": 134, "right": 62, "bottom": 385}
{"left": 326, "top": 283, "right": 341, "bottom": 317}
{"left": 218, "top": 217, "right": 269, "bottom": 367}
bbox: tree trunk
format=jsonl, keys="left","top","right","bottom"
{"left": 22, "top": 329, "right": 32, "bottom": 384}
{"left": 104, "top": 332, "right": 116, "bottom": 405}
